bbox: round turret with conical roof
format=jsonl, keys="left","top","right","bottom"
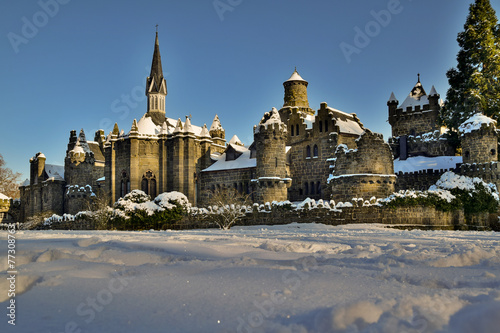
{"left": 282, "top": 68, "right": 314, "bottom": 116}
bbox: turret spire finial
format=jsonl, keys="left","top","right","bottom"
{"left": 417, "top": 73, "right": 420, "bottom": 83}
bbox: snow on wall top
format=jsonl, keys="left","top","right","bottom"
{"left": 255, "top": 108, "right": 285, "bottom": 134}
{"left": 458, "top": 113, "right": 497, "bottom": 135}
{"left": 0, "top": 192, "right": 10, "bottom": 200}
{"left": 202, "top": 149, "right": 256, "bottom": 172}
{"left": 394, "top": 156, "right": 462, "bottom": 173}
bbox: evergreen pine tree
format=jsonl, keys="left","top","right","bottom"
{"left": 441, "top": 0, "right": 500, "bottom": 132}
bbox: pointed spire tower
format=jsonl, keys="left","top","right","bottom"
{"left": 146, "top": 30, "right": 168, "bottom": 126}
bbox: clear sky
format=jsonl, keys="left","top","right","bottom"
{"left": 1, "top": 0, "right": 497, "bottom": 182}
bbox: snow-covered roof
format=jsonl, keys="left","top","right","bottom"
{"left": 21, "top": 179, "right": 30, "bottom": 187}
{"left": 228, "top": 134, "right": 243, "bottom": 146}
{"left": 399, "top": 94, "right": 429, "bottom": 110}
{"left": 202, "top": 149, "right": 256, "bottom": 172}
{"left": 45, "top": 164, "right": 65, "bottom": 181}
{"left": 0, "top": 192, "right": 10, "bottom": 200}
{"left": 458, "top": 113, "right": 497, "bottom": 135}
{"left": 128, "top": 114, "right": 205, "bottom": 138}
{"left": 337, "top": 118, "right": 364, "bottom": 135}
{"left": 137, "top": 114, "right": 160, "bottom": 136}
{"left": 394, "top": 156, "right": 462, "bottom": 173}
{"left": 285, "top": 69, "right": 306, "bottom": 82}
{"left": 229, "top": 143, "right": 248, "bottom": 154}
{"left": 210, "top": 115, "right": 224, "bottom": 132}
{"left": 306, "top": 106, "right": 364, "bottom": 135}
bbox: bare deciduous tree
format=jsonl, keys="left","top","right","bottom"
{"left": 203, "top": 187, "right": 251, "bottom": 230}
{"left": 0, "top": 153, "right": 21, "bottom": 199}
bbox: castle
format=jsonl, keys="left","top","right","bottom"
{"left": 15, "top": 33, "right": 500, "bottom": 223}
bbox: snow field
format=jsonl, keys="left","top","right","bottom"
{"left": 0, "top": 223, "right": 499, "bottom": 332}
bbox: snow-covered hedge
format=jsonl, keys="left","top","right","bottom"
{"left": 110, "top": 190, "right": 190, "bottom": 230}
{"left": 383, "top": 171, "right": 499, "bottom": 214}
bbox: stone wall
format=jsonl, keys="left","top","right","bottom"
{"left": 395, "top": 169, "right": 451, "bottom": 191}
{"left": 234, "top": 206, "right": 497, "bottom": 229}
{"left": 200, "top": 168, "right": 255, "bottom": 204}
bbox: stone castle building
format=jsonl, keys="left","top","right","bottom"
{"left": 17, "top": 33, "right": 500, "bottom": 222}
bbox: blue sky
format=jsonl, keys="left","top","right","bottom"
{"left": 1, "top": 0, "right": 497, "bottom": 181}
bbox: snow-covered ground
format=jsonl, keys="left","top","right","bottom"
{"left": 1, "top": 223, "right": 499, "bottom": 333}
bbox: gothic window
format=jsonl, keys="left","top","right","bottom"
{"left": 296, "top": 124, "right": 299, "bottom": 136}
{"left": 142, "top": 170, "right": 156, "bottom": 197}
{"left": 319, "top": 121, "right": 323, "bottom": 132}
{"left": 291, "top": 125, "right": 294, "bottom": 136}
{"left": 306, "top": 146, "right": 311, "bottom": 158}
{"left": 299, "top": 188, "right": 303, "bottom": 196}
{"left": 310, "top": 182, "right": 315, "bottom": 195}
{"left": 275, "top": 157, "right": 278, "bottom": 168}
{"left": 305, "top": 182, "right": 309, "bottom": 195}
{"left": 150, "top": 179, "right": 157, "bottom": 197}
{"left": 121, "top": 171, "right": 129, "bottom": 197}
{"left": 141, "top": 178, "right": 148, "bottom": 193}
{"left": 313, "top": 145, "right": 319, "bottom": 157}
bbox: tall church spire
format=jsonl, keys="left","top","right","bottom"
{"left": 146, "top": 30, "right": 167, "bottom": 126}
{"left": 149, "top": 31, "right": 164, "bottom": 92}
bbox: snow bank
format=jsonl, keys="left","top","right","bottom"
{"left": 2, "top": 224, "right": 499, "bottom": 332}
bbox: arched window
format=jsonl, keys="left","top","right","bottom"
{"left": 325, "top": 120, "right": 329, "bottom": 132}
{"left": 291, "top": 125, "right": 294, "bottom": 136}
{"left": 121, "top": 171, "right": 129, "bottom": 197}
{"left": 317, "top": 182, "right": 321, "bottom": 196}
{"left": 142, "top": 170, "right": 156, "bottom": 197}
{"left": 305, "top": 182, "right": 309, "bottom": 195}
{"left": 275, "top": 157, "right": 278, "bottom": 168}
{"left": 306, "top": 146, "right": 311, "bottom": 158}
{"left": 141, "top": 178, "right": 148, "bottom": 193}
{"left": 319, "top": 121, "right": 323, "bottom": 132}
{"left": 491, "top": 149, "right": 496, "bottom": 156}
{"left": 313, "top": 145, "right": 319, "bottom": 157}
{"left": 296, "top": 124, "right": 299, "bottom": 136}
{"left": 310, "top": 182, "right": 315, "bottom": 195}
